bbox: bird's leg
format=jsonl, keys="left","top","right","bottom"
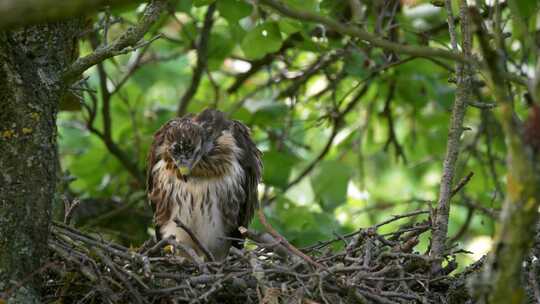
{"left": 161, "top": 234, "right": 205, "bottom": 264}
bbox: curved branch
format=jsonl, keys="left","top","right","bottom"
{"left": 258, "top": 0, "right": 466, "bottom": 63}
{"left": 63, "top": 0, "right": 167, "bottom": 84}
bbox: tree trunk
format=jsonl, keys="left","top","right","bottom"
{"left": 0, "top": 21, "right": 81, "bottom": 302}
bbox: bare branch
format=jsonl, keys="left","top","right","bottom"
{"left": 177, "top": 3, "right": 216, "bottom": 116}
{"left": 430, "top": 0, "right": 472, "bottom": 271}
{"left": 174, "top": 218, "right": 215, "bottom": 262}
{"left": 258, "top": 0, "right": 467, "bottom": 63}
{"left": 470, "top": 6, "right": 540, "bottom": 303}
{"left": 63, "top": 0, "right": 167, "bottom": 84}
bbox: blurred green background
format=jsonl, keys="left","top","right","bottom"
{"left": 55, "top": 0, "right": 531, "bottom": 267}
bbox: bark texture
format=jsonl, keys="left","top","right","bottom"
{"left": 0, "top": 21, "right": 81, "bottom": 302}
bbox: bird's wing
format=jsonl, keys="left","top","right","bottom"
{"left": 230, "top": 120, "right": 263, "bottom": 229}
{"left": 195, "top": 109, "right": 262, "bottom": 229}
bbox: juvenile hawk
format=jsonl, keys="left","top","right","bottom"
{"left": 147, "top": 109, "right": 262, "bottom": 260}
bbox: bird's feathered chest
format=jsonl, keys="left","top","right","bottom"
{"left": 153, "top": 156, "right": 244, "bottom": 208}
{"left": 150, "top": 153, "right": 246, "bottom": 227}
{"left": 150, "top": 155, "right": 246, "bottom": 260}
{"left": 146, "top": 109, "right": 262, "bottom": 260}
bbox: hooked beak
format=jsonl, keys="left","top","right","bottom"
{"left": 178, "top": 165, "right": 191, "bottom": 176}
{"left": 173, "top": 159, "right": 192, "bottom": 181}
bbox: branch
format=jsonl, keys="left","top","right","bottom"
{"left": 271, "top": 80, "right": 371, "bottom": 201}
{"left": 258, "top": 0, "right": 467, "bottom": 63}
{"left": 176, "top": 3, "right": 216, "bottom": 116}
{"left": 430, "top": 0, "right": 472, "bottom": 271}
{"left": 227, "top": 34, "right": 298, "bottom": 94}
{"left": 0, "top": 0, "right": 148, "bottom": 30}
{"left": 63, "top": 0, "right": 167, "bottom": 84}
{"left": 470, "top": 6, "right": 540, "bottom": 303}
{"left": 83, "top": 35, "right": 145, "bottom": 186}
{"left": 174, "top": 218, "right": 215, "bottom": 262}
{"left": 255, "top": 209, "right": 323, "bottom": 268}
{"left": 278, "top": 51, "right": 342, "bottom": 99}
{"left": 258, "top": 0, "right": 527, "bottom": 87}
{"left": 381, "top": 79, "right": 407, "bottom": 163}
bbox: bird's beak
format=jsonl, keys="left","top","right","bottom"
{"left": 178, "top": 166, "right": 190, "bottom": 176}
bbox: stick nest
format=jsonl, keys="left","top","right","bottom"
{"left": 42, "top": 211, "right": 474, "bottom": 304}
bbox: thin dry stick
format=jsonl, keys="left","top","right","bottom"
{"left": 450, "top": 171, "right": 474, "bottom": 197}
{"left": 257, "top": 209, "right": 323, "bottom": 268}
{"left": 174, "top": 218, "right": 215, "bottom": 262}
{"left": 258, "top": 0, "right": 466, "bottom": 63}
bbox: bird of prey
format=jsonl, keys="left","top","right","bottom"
{"left": 146, "top": 109, "right": 262, "bottom": 261}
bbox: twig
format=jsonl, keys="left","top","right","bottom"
{"left": 258, "top": 0, "right": 467, "bottom": 63}
{"left": 266, "top": 80, "right": 372, "bottom": 204}
{"left": 174, "top": 218, "right": 215, "bottom": 262}
{"left": 381, "top": 79, "right": 407, "bottom": 163}
{"left": 256, "top": 209, "right": 323, "bottom": 268}
{"left": 94, "top": 250, "right": 145, "bottom": 304}
{"left": 227, "top": 34, "right": 298, "bottom": 94}
{"left": 84, "top": 35, "right": 145, "bottom": 185}
{"left": 450, "top": 171, "right": 474, "bottom": 198}
{"left": 63, "top": 0, "right": 167, "bottom": 84}
{"left": 63, "top": 197, "right": 80, "bottom": 225}
{"left": 467, "top": 100, "right": 497, "bottom": 109}
{"left": 177, "top": 3, "right": 216, "bottom": 116}
{"left": 43, "top": 211, "right": 477, "bottom": 303}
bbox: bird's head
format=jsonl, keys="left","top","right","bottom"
{"left": 165, "top": 120, "right": 209, "bottom": 178}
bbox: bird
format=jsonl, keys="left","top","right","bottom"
{"left": 146, "top": 109, "right": 262, "bottom": 261}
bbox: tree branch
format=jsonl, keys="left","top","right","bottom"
{"left": 430, "top": 0, "right": 472, "bottom": 271}
{"left": 176, "top": 3, "right": 216, "bottom": 117}
{"left": 63, "top": 0, "right": 167, "bottom": 84}
{"left": 470, "top": 6, "right": 540, "bottom": 303}
{"left": 226, "top": 34, "right": 298, "bottom": 94}
{"left": 0, "top": 0, "right": 148, "bottom": 30}
{"left": 258, "top": 0, "right": 467, "bottom": 63}
{"left": 258, "top": 0, "right": 527, "bottom": 88}
{"left": 84, "top": 34, "right": 145, "bottom": 186}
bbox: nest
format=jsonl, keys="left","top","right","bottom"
{"left": 41, "top": 210, "right": 474, "bottom": 304}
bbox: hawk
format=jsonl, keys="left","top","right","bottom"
{"left": 146, "top": 109, "right": 262, "bottom": 260}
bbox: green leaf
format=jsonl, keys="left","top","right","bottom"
{"left": 262, "top": 150, "right": 297, "bottom": 188}
{"left": 179, "top": 21, "right": 198, "bottom": 44}
{"left": 217, "top": 0, "right": 252, "bottom": 22}
{"left": 284, "top": 0, "right": 318, "bottom": 12}
{"left": 241, "top": 22, "right": 283, "bottom": 59}
{"left": 252, "top": 103, "right": 289, "bottom": 127}
{"left": 278, "top": 18, "right": 303, "bottom": 35}
{"left": 176, "top": 0, "right": 192, "bottom": 12}
{"left": 311, "top": 161, "right": 352, "bottom": 212}
{"left": 193, "top": 0, "right": 215, "bottom": 7}
{"left": 515, "top": 0, "right": 538, "bottom": 21}
{"left": 207, "top": 32, "right": 234, "bottom": 70}
{"left": 344, "top": 51, "right": 368, "bottom": 78}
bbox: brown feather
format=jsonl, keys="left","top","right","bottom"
{"left": 146, "top": 109, "right": 262, "bottom": 258}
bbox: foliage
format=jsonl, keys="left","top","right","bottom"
{"left": 55, "top": 0, "right": 537, "bottom": 271}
